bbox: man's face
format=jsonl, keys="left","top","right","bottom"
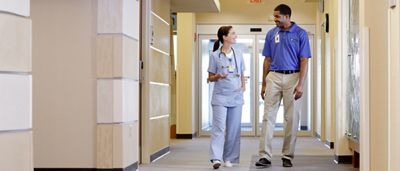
{"left": 273, "top": 11, "right": 289, "bottom": 28}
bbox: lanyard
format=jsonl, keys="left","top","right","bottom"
{"left": 218, "top": 47, "right": 239, "bottom": 75}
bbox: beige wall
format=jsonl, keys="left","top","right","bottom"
{"left": 362, "top": 0, "right": 389, "bottom": 170}
{"left": 333, "top": 0, "right": 353, "bottom": 157}
{"left": 196, "top": 0, "right": 316, "bottom": 24}
{"left": 313, "top": 0, "right": 337, "bottom": 149}
{"left": 141, "top": 0, "right": 171, "bottom": 163}
{"left": 176, "top": 13, "right": 197, "bottom": 135}
{"left": 388, "top": 3, "right": 400, "bottom": 171}
{"left": 0, "top": 0, "right": 33, "bottom": 170}
{"left": 32, "top": 0, "right": 140, "bottom": 169}
{"left": 323, "top": 0, "right": 336, "bottom": 146}
{"left": 313, "top": 4, "right": 326, "bottom": 141}
{"left": 32, "top": 0, "right": 97, "bottom": 167}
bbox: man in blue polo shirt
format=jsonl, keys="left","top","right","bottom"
{"left": 255, "top": 4, "right": 311, "bottom": 168}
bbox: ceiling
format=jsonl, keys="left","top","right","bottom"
{"left": 171, "top": 0, "right": 220, "bottom": 13}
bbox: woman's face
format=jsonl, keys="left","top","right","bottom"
{"left": 223, "top": 28, "right": 237, "bottom": 44}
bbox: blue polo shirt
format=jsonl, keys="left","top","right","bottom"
{"left": 262, "top": 23, "right": 311, "bottom": 70}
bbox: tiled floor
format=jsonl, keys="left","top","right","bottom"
{"left": 140, "top": 137, "right": 359, "bottom": 171}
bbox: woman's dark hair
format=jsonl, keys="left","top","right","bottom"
{"left": 212, "top": 26, "right": 233, "bottom": 52}
{"left": 274, "top": 4, "right": 291, "bottom": 18}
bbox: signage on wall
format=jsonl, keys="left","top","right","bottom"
{"left": 249, "top": 0, "right": 262, "bottom": 4}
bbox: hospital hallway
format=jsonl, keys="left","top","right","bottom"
{"left": 1, "top": 0, "right": 400, "bottom": 171}
{"left": 140, "top": 137, "right": 357, "bottom": 171}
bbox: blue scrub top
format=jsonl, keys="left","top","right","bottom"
{"left": 262, "top": 22, "right": 312, "bottom": 70}
{"left": 208, "top": 47, "right": 245, "bottom": 107}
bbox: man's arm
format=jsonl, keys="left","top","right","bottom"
{"left": 261, "top": 57, "right": 272, "bottom": 100}
{"left": 294, "top": 58, "right": 309, "bottom": 100}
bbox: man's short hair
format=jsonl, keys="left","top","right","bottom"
{"left": 274, "top": 4, "right": 291, "bottom": 18}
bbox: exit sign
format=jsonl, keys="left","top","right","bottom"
{"left": 250, "top": 0, "right": 262, "bottom": 4}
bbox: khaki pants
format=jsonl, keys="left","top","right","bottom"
{"left": 259, "top": 72, "right": 301, "bottom": 161}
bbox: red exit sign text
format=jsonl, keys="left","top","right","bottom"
{"left": 250, "top": 0, "right": 262, "bottom": 4}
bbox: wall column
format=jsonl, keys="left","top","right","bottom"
{"left": 96, "top": 0, "right": 140, "bottom": 169}
{"left": 0, "top": 1, "right": 33, "bottom": 171}
{"left": 176, "top": 13, "right": 197, "bottom": 138}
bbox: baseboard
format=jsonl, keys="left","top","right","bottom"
{"left": 150, "top": 146, "right": 170, "bottom": 162}
{"left": 315, "top": 132, "right": 321, "bottom": 139}
{"left": 176, "top": 132, "right": 196, "bottom": 139}
{"left": 35, "top": 162, "right": 138, "bottom": 171}
{"left": 35, "top": 169, "right": 96, "bottom": 171}
{"left": 334, "top": 155, "right": 353, "bottom": 164}
{"left": 325, "top": 140, "right": 334, "bottom": 149}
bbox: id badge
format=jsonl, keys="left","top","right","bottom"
{"left": 275, "top": 34, "right": 280, "bottom": 43}
{"left": 228, "top": 65, "right": 235, "bottom": 73}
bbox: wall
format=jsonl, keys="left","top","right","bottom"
{"left": 32, "top": 0, "right": 140, "bottom": 169}
{"left": 176, "top": 13, "right": 197, "bottom": 136}
{"left": 362, "top": 0, "right": 389, "bottom": 170}
{"left": 324, "top": 0, "right": 336, "bottom": 147}
{"left": 313, "top": 0, "right": 337, "bottom": 150}
{"left": 141, "top": 0, "right": 171, "bottom": 163}
{"left": 314, "top": 2, "right": 325, "bottom": 141}
{"left": 32, "top": 0, "right": 97, "bottom": 167}
{"left": 388, "top": 2, "right": 400, "bottom": 171}
{"left": 0, "top": 0, "right": 33, "bottom": 170}
{"left": 196, "top": 0, "right": 317, "bottom": 24}
{"left": 333, "top": 0, "right": 353, "bottom": 159}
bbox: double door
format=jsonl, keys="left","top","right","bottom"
{"left": 198, "top": 33, "right": 313, "bottom": 136}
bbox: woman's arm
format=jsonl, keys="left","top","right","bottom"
{"left": 241, "top": 73, "right": 245, "bottom": 92}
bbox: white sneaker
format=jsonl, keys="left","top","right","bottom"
{"left": 224, "top": 161, "right": 233, "bottom": 167}
{"left": 212, "top": 160, "right": 221, "bottom": 169}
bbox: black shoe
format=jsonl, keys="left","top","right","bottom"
{"left": 255, "top": 158, "right": 271, "bottom": 166}
{"left": 212, "top": 160, "right": 221, "bottom": 169}
{"left": 282, "top": 158, "right": 293, "bottom": 167}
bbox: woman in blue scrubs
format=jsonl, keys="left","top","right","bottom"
{"left": 208, "top": 26, "right": 245, "bottom": 169}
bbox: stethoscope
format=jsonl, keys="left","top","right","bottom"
{"left": 218, "top": 47, "right": 240, "bottom": 77}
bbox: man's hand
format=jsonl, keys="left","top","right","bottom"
{"left": 293, "top": 84, "right": 303, "bottom": 100}
{"left": 260, "top": 85, "right": 266, "bottom": 100}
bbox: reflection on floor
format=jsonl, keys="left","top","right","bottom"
{"left": 140, "top": 137, "right": 359, "bottom": 171}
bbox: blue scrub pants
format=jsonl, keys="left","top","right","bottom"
{"left": 209, "top": 105, "right": 242, "bottom": 163}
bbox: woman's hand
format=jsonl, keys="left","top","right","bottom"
{"left": 215, "top": 73, "right": 227, "bottom": 80}
{"left": 208, "top": 73, "right": 227, "bottom": 82}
